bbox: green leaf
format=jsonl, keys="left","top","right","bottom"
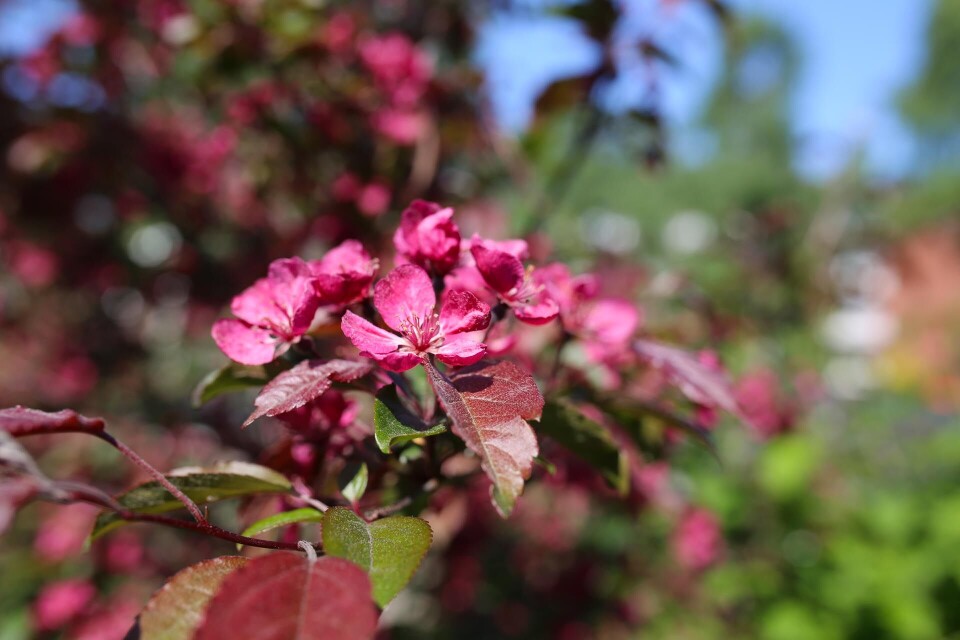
{"left": 374, "top": 386, "right": 446, "bottom": 454}
{"left": 192, "top": 364, "right": 268, "bottom": 407}
{"left": 539, "top": 399, "right": 629, "bottom": 495}
{"left": 238, "top": 508, "right": 324, "bottom": 550}
{"left": 92, "top": 464, "right": 293, "bottom": 539}
{"left": 321, "top": 507, "right": 432, "bottom": 608}
{"left": 339, "top": 463, "right": 368, "bottom": 504}
{"left": 139, "top": 556, "right": 248, "bottom": 640}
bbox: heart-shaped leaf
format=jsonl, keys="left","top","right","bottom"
{"left": 92, "top": 464, "right": 292, "bottom": 539}
{"left": 192, "top": 364, "right": 269, "bottom": 407}
{"left": 539, "top": 399, "right": 628, "bottom": 495}
{"left": 424, "top": 360, "right": 542, "bottom": 517}
{"left": 322, "top": 507, "right": 432, "bottom": 608}
{"left": 373, "top": 386, "right": 446, "bottom": 454}
{"left": 244, "top": 359, "right": 372, "bottom": 427}
{"left": 139, "top": 556, "right": 248, "bottom": 640}
{"left": 193, "top": 553, "right": 378, "bottom": 640}
{"left": 0, "top": 406, "right": 105, "bottom": 437}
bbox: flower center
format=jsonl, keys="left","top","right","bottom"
{"left": 399, "top": 312, "right": 443, "bottom": 352}
{"left": 506, "top": 268, "right": 544, "bottom": 305}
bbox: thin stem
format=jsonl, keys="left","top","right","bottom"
{"left": 67, "top": 487, "right": 319, "bottom": 552}
{"left": 547, "top": 332, "right": 572, "bottom": 390}
{"left": 94, "top": 432, "right": 206, "bottom": 524}
{"left": 363, "top": 479, "right": 438, "bottom": 521}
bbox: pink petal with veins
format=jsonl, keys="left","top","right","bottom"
{"left": 230, "top": 278, "right": 288, "bottom": 330}
{"left": 311, "top": 240, "right": 377, "bottom": 306}
{"left": 514, "top": 296, "right": 559, "bottom": 325}
{"left": 341, "top": 311, "right": 406, "bottom": 357}
{"left": 373, "top": 264, "right": 436, "bottom": 332}
{"left": 433, "top": 333, "right": 487, "bottom": 367}
{"left": 439, "top": 289, "right": 490, "bottom": 335}
{"left": 471, "top": 243, "right": 524, "bottom": 295}
{"left": 211, "top": 319, "right": 281, "bottom": 365}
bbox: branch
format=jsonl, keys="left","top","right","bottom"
{"left": 93, "top": 432, "right": 207, "bottom": 524}
{"left": 65, "top": 486, "right": 319, "bottom": 552}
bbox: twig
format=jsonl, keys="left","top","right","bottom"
{"left": 93, "top": 432, "right": 206, "bottom": 524}
{"left": 66, "top": 486, "right": 319, "bottom": 552}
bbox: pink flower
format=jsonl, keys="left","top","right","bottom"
{"left": 393, "top": 200, "right": 462, "bottom": 275}
{"left": 309, "top": 240, "right": 378, "bottom": 307}
{"left": 673, "top": 508, "right": 722, "bottom": 572}
{"left": 372, "top": 108, "right": 424, "bottom": 145}
{"left": 355, "top": 181, "right": 391, "bottom": 217}
{"left": 537, "top": 263, "right": 639, "bottom": 355}
{"left": 470, "top": 243, "right": 558, "bottom": 325}
{"left": 341, "top": 264, "right": 489, "bottom": 372}
{"left": 358, "top": 33, "right": 432, "bottom": 106}
{"left": 736, "top": 368, "right": 793, "bottom": 439}
{"left": 444, "top": 235, "right": 529, "bottom": 299}
{"left": 33, "top": 579, "right": 96, "bottom": 631}
{"left": 212, "top": 258, "right": 320, "bottom": 365}
{"left": 212, "top": 243, "right": 378, "bottom": 364}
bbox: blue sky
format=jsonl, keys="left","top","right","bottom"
{"left": 477, "top": 0, "right": 935, "bottom": 180}
{"left": 1, "top": 0, "right": 936, "bottom": 179}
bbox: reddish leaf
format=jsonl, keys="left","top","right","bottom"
{"left": 139, "top": 556, "right": 248, "bottom": 640}
{"left": 0, "top": 406, "right": 105, "bottom": 437}
{"left": 424, "top": 360, "right": 542, "bottom": 517}
{"left": 244, "top": 359, "right": 372, "bottom": 427}
{"left": 193, "top": 553, "right": 378, "bottom": 640}
{"left": 633, "top": 340, "right": 743, "bottom": 418}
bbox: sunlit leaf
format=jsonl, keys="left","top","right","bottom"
{"left": 139, "top": 556, "right": 248, "bottom": 640}
{"left": 424, "top": 360, "right": 542, "bottom": 517}
{"left": 193, "top": 553, "right": 377, "bottom": 640}
{"left": 322, "top": 507, "right": 432, "bottom": 608}
{"left": 373, "top": 386, "right": 446, "bottom": 454}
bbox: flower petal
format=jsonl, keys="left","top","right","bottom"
{"left": 433, "top": 333, "right": 486, "bottom": 367}
{"left": 393, "top": 200, "right": 441, "bottom": 257}
{"left": 341, "top": 311, "right": 405, "bottom": 355}
{"left": 212, "top": 319, "right": 281, "bottom": 365}
{"left": 582, "top": 299, "right": 640, "bottom": 345}
{"left": 416, "top": 207, "right": 461, "bottom": 273}
{"left": 266, "top": 258, "right": 321, "bottom": 335}
{"left": 376, "top": 351, "right": 423, "bottom": 372}
{"left": 230, "top": 278, "right": 288, "bottom": 330}
{"left": 340, "top": 311, "right": 421, "bottom": 371}
{"left": 470, "top": 234, "right": 529, "bottom": 260}
{"left": 439, "top": 289, "right": 491, "bottom": 335}
{"left": 373, "top": 264, "right": 436, "bottom": 332}
{"left": 312, "top": 240, "right": 378, "bottom": 306}
{"left": 314, "top": 240, "right": 376, "bottom": 277}
{"left": 514, "top": 296, "right": 559, "bottom": 325}
{"left": 471, "top": 243, "right": 524, "bottom": 295}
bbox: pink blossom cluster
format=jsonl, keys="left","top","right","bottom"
{"left": 212, "top": 200, "right": 641, "bottom": 373}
